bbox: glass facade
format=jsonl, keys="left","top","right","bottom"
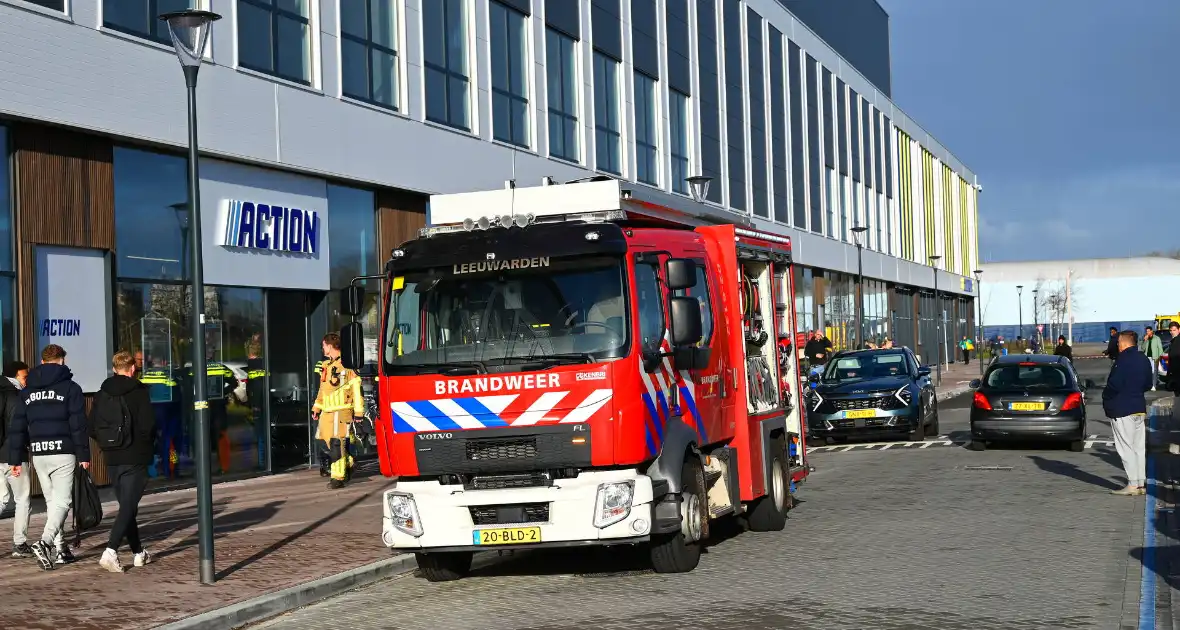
{"left": 669, "top": 89, "right": 690, "bottom": 194}
{"left": 634, "top": 72, "right": 658, "bottom": 186}
{"left": 424, "top": 0, "right": 471, "bottom": 130}
{"left": 722, "top": 0, "right": 744, "bottom": 211}
{"left": 490, "top": 1, "right": 530, "bottom": 147}
{"left": 696, "top": 0, "right": 722, "bottom": 204}
{"left": 104, "top": 0, "right": 192, "bottom": 45}
{"left": 0, "top": 125, "right": 14, "bottom": 366}
{"left": 341, "top": 0, "right": 401, "bottom": 110}
{"left": 238, "top": 0, "right": 312, "bottom": 85}
{"left": 546, "top": 28, "right": 579, "bottom": 163}
{"left": 793, "top": 265, "right": 815, "bottom": 334}
{"left": 113, "top": 147, "right": 190, "bottom": 282}
{"left": 593, "top": 51, "right": 621, "bottom": 175}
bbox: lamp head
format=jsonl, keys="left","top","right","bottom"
{"left": 159, "top": 9, "right": 221, "bottom": 68}
{"left": 685, "top": 175, "right": 712, "bottom": 203}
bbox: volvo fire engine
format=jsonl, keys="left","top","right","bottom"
{"left": 336, "top": 178, "right": 809, "bottom": 581}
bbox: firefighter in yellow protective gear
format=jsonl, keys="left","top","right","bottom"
{"left": 312, "top": 332, "right": 364, "bottom": 489}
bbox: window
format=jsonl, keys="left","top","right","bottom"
{"left": 424, "top": 0, "right": 470, "bottom": 130}
{"left": 849, "top": 89, "right": 862, "bottom": 182}
{"left": 788, "top": 41, "right": 806, "bottom": 229}
{"left": 593, "top": 51, "right": 621, "bottom": 175}
{"left": 104, "top": 0, "right": 192, "bottom": 45}
{"left": 822, "top": 69, "right": 834, "bottom": 171}
{"left": 674, "top": 265, "right": 714, "bottom": 345}
{"left": 634, "top": 262, "right": 665, "bottom": 350}
{"left": 806, "top": 56, "right": 823, "bottom": 234}
{"left": 769, "top": 27, "right": 787, "bottom": 224}
{"left": 723, "top": 0, "right": 744, "bottom": 211}
{"left": 490, "top": 2, "right": 530, "bottom": 147}
{"left": 326, "top": 185, "right": 380, "bottom": 355}
{"left": 237, "top": 0, "right": 312, "bottom": 85}
{"left": 114, "top": 147, "right": 189, "bottom": 281}
{"left": 985, "top": 364, "right": 1071, "bottom": 389}
{"left": 547, "top": 28, "right": 579, "bottom": 162}
{"left": 835, "top": 79, "right": 848, "bottom": 176}
{"left": 0, "top": 126, "right": 13, "bottom": 365}
{"left": 862, "top": 99, "right": 873, "bottom": 189}
{"left": 669, "top": 90, "right": 690, "bottom": 194}
{"left": 21, "top": 0, "right": 63, "bottom": 10}
{"left": 341, "top": 0, "right": 400, "bottom": 110}
{"left": 635, "top": 72, "right": 659, "bottom": 186}
{"left": 747, "top": 8, "right": 767, "bottom": 218}
{"left": 883, "top": 115, "right": 894, "bottom": 199}
{"left": 697, "top": 0, "right": 722, "bottom": 203}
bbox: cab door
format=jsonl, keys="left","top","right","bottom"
{"left": 671, "top": 253, "right": 729, "bottom": 446}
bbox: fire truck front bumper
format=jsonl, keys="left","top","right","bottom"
{"left": 381, "top": 469, "right": 655, "bottom": 551}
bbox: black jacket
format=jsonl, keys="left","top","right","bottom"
{"left": 804, "top": 338, "right": 833, "bottom": 364}
{"left": 1102, "top": 346, "right": 1153, "bottom": 418}
{"left": 1169, "top": 339, "right": 1180, "bottom": 393}
{"left": 0, "top": 378, "right": 21, "bottom": 462}
{"left": 1054, "top": 343, "right": 1073, "bottom": 359}
{"left": 1105, "top": 334, "right": 1119, "bottom": 359}
{"left": 90, "top": 375, "right": 156, "bottom": 466}
{"left": 8, "top": 364, "right": 89, "bottom": 465}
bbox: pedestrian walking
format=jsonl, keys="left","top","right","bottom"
{"left": 1053, "top": 335, "right": 1072, "bottom": 360}
{"left": 6, "top": 344, "right": 89, "bottom": 569}
{"left": 1104, "top": 326, "right": 1119, "bottom": 364}
{"left": 0, "top": 366, "right": 31, "bottom": 558}
{"left": 1168, "top": 322, "right": 1180, "bottom": 395}
{"left": 92, "top": 351, "right": 157, "bottom": 573}
{"left": 312, "top": 334, "right": 363, "bottom": 489}
{"left": 1140, "top": 326, "right": 1164, "bottom": 392}
{"left": 1103, "top": 331, "right": 1153, "bottom": 496}
{"left": 958, "top": 336, "right": 973, "bottom": 364}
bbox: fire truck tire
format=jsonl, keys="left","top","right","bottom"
{"left": 415, "top": 551, "right": 473, "bottom": 582}
{"left": 746, "top": 437, "right": 788, "bottom": 532}
{"left": 650, "top": 457, "right": 705, "bottom": 574}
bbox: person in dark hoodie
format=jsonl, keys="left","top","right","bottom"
{"left": 7, "top": 344, "right": 89, "bottom": 570}
{"left": 0, "top": 367, "right": 31, "bottom": 558}
{"left": 92, "top": 351, "right": 156, "bottom": 573}
{"left": 1053, "top": 335, "right": 1073, "bottom": 360}
{"left": 1103, "top": 331, "right": 1154, "bottom": 496}
{"left": 1104, "top": 326, "right": 1119, "bottom": 364}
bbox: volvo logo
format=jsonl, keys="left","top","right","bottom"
{"left": 419, "top": 432, "right": 455, "bottom": 440}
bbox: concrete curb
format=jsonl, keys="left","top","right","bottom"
{"left": 936, "top": 386, "right": 971, "bottom": 401}
{"left": 153, "top": 554, "right": 418, "bottom": 630}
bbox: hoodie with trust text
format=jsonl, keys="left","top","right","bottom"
{"left": 7, "top": 363, "right": 89, "bottom": 465}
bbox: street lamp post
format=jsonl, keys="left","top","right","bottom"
{"left": 852, "top": 226, "right": 867, "bottom": 348}
{"left": 929, "top": 255, "right": 942, "bottom": 386}
{"left": 1032, "top": 288, "right": 1039, "bottom": 350}
{"left": 160, "top": 8, "right": 221, "bottom": 586}
{"left": 1016, "top": 285, "right": 1024, "bottom": 343}
{"left": 974, "top": 269, "right": 984, "bottom": 376}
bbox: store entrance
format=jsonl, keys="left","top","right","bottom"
{"left": 266, "top": 290, "right": 319, "bottom": 470}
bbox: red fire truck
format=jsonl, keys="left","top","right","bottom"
{"left": 337, "top": 178, "right": 808, "bottom": 581}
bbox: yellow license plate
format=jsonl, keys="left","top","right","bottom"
{"left": 844, "top": 409, "right": 877, "bottom": 419}
{"left": 1008, "top": 402, "right": 1045, "bottom": 411}
{"left": 472, "top": 526, "right": 541, "bottom": 546}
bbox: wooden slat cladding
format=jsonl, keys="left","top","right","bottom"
{"left": 376, "top": 188, "right": 427, "bottom": 258}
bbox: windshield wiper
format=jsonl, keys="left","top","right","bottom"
{"left": 389, "top": 361, "right": 487, "bottom": 375}
{"left": 516, "top": 352, "right": 597, "bottom": 371}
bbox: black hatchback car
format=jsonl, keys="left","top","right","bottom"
{"left": 969, "top": 354, "right": 1096, "bottom": 452}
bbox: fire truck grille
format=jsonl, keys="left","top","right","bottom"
{"left": 466, "top": 438, "right": 537, "bottom": 461}
{"left": 466, "top": 472, "right": 551, "bottom": 491}
{"left": 469, "top": 503, "right": 550, "bottom": 526}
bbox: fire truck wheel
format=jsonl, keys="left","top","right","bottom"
{"left": 746, "top": 437, "right": 788, "bottom": 532}
{"left": 650, "top": 457, "right": 705, "bottom": 574}
{"left": 415, "top": 551, "right": 473, "bottom": 582}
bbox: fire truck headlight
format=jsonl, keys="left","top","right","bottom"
{"left": 386, "top": 492, "right": 423, "bottom": 537}
{"left": 593, "top": 481, "right": 635, "bottom": 528}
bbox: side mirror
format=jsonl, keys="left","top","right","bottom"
{"left": 808, "top": 371, "right": 820, "bottom": 383}
{"left": 969, "top": 378, "right": 981, "bottom": 389}
{"left": 340, "top": 285, "right": 365, "bottom": 317}
{"left": 665, "top": 259, "right": 696, "bottom": 291}
{"left": 1084, "top": 378, "right": 1097, "bottom": 390}
{"left": 339, "top": 322, "right": 364, "bottom": 370}
{"left": 917, "top": 366, "right": 932, "bottom": 377}
{"left": 669, "top": 296, "right": 703, "bottom": 346}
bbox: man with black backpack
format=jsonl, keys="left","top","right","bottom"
{"left": 91, "top": 351, "right": 156, "bottom": 573}
{"left": 7, "top": 344, "right": 89, "bottom": 570}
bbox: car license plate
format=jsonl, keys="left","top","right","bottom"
{"left": 1008, "top": 402, "right": 1045, "bottom": 411}
{"left": 844, "top": 409, "right": 877, "bottom": 419}
{"left": 472, "top": 526, "right": 541, "bottom": 546}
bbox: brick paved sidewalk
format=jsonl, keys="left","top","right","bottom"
{"left": 0, "top": 465, "right": 397, "bottom": 630}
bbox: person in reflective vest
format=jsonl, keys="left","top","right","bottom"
{"left": 312, "top": 333, "right": 363, "bottom": 489}
{"left": 245, "top": 334, "right": 267, "bottom": 470}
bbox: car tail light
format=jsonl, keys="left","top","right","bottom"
{"left": 972, "top": 392, "right": 992, "bottom": 410}
{"left": 1061, "top": 392, "right": 1083, "bottom": 410}
{"left": 1019, "top": 362, "right": 1036, "bottom": 366}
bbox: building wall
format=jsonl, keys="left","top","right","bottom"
{"left": 776, "top": 0, "right": 890, "bottom": 98}
{"left": 0, "top": 0, "right": 978, "bottom": 294}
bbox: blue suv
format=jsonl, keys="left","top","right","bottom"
{"left": 804, "top": 348, "right": 939, "bottom": 445}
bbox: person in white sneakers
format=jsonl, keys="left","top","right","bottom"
{"left": 91, "top": 351, "right": 157, "bottom": 573}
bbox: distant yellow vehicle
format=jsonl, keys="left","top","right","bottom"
{"left": 1156, "top": 313, "right": 1180, "bottom": 330}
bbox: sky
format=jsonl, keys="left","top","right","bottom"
{"left": 876, "top": 0, "right": 1180, "bottom": 263}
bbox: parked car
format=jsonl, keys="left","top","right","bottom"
{"left": 968, "top": 354, "right": 1094, "bottom": 452}
{"left": 804, "top": 347, "right": 939, "bottom": 444}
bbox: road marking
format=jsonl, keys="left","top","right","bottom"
{"left": 879, "top": 443, "right": 893, "bottom": 450}
{"left": 805, "top": 440, "right": 1116, "bottom": 454}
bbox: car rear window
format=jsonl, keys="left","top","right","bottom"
{"left": 985, "top": 364, "right": 1071, "bottom": 389}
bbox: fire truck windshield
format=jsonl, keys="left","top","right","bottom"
{"left": 383, "top": 256, "right": 628, "bottom": 374}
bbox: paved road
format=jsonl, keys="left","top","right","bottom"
{"left": 255, "top": 359, "right": 1152, "bottom": 629}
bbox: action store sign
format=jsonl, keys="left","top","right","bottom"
{"left": 35, "top": 247, "right": 114, "bottom": 393}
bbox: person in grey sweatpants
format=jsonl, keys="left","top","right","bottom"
{"left": 0, "top": 369, "right": 30, "bottom": 557}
